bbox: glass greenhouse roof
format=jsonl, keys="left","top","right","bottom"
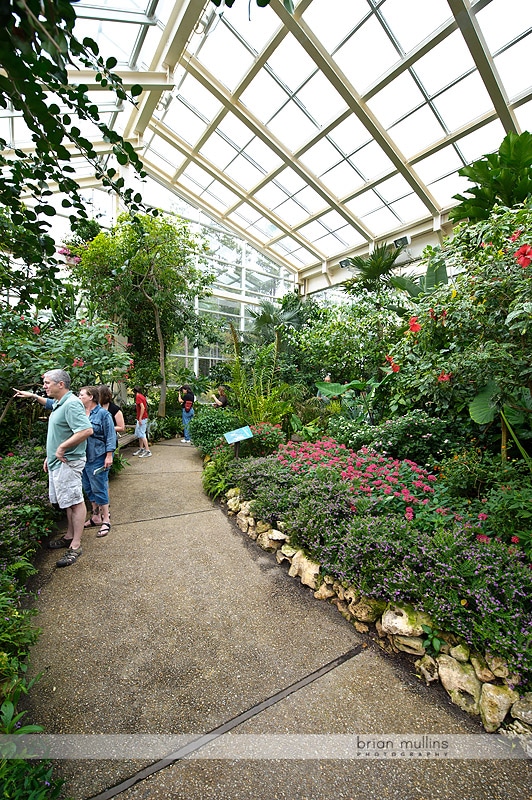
{"left": 20, "top": 1, "right": 532, "bottom": 291}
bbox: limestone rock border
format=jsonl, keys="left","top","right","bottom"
{"left": 224, "top": 489, "right": 532, "bottom": 737}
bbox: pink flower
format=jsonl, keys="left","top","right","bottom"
{"left": 514, "top": 244, "right": 532, "bottom": 268}
{"left": 405, "top": 506, "right": 414, "bottom": 521}
{"left": 478, "top": 512, "right": 488, "bottom": 521}
{"left": 511, "top": 536, "right": 519, "bottom": 544}
{"left": 476, "top": 534, "right": 490, "bottom": 543}
{"left": 32, "top": 325, "right": 40, "bottom": 334}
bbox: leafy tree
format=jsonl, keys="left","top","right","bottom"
{"left": 72, "top": 213, "right": 215, "bottom": 416}
{"left": 341, "top": 242, "right": 405, "bottom": 295}
{"left": 248, "top": 297, "right": 303, "bottom": 352}
{"left": 450, "top": 131, "right": 532, "bottom": 223}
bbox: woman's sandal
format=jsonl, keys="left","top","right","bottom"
{"left": 96, "top": 522, "right": 111, "bottom": 538}
{"left": 84, "top": 516, "right": 101, "bottom": 528}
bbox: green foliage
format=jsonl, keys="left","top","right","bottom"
{"left": 202, "top": 451, "right": 234, "bottom": 499}
{"left": 421, "top": 625, "right": 445, "bottom": 655}
{"left": 0, "top": 759, "right": 65, "bottom": 800}
{"left": 0, "top": 0, "right": 151, "bottom": 270}
{"left": 73, "top": 213, "right": 216, "bottom": 416}
{"left": 327, "top": 410, "right": 457, "bottom": 465}
{"left": 450, "top": 131, "right": 532, "bottom": 223}
{"left": 148, "top": 416, "right": 181, "bottom": 441}
{"left": 0, "top": 311, "right": 131, "bottom": 450}
{"left": 228, "top": 327, "right": 296, "bottom": 426}
{"left": 188, "top": 406, "right": 242, "bottom": 456}
{"left": 341, "top": 242, "right": 405, "bottom": 294}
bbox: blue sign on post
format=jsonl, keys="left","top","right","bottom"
{"left": 224, "top": 426, "right": 253, "bottom": 444}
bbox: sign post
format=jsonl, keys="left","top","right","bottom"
{"left": 223, "top": 425, "right": 253, "bottom": 458}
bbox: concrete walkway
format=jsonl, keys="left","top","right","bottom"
{"left": 25, "top": 440, "right": 530, "bottom": 800}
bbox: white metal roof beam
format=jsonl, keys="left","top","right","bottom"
{"left": 446, "top": 0, "right": 518, "bottom": 133}
{"left": 67, "top": 69, "right": 174, "bottom": 92}
{"left": 75, "top": 6, "right": 156, "bottom": 24}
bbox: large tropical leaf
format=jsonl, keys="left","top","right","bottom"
{"left": 469, "top": 381, "right": 500, "bottom": 424}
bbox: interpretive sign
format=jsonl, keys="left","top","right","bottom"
{"left": 224, "top": 426, "right": 253, "bottom": 444}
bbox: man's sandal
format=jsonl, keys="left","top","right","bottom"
{"left": 56, "top": 547, "right": 82, "bottom": 567}
{"left": 48, "top": 535, "right": 73, "bottom": 549}
{"left": 84, "top": 516, "right": 101, "bottom": 528}
{"left": 96, "top": 523, "right": 111, "bottom": 538}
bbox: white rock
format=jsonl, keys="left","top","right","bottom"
{"left": 288, "top": 550, "right": 320, "bottom": 589}
{"left": 380, "top": 602, "right": 433, "bottom": 636}
{"left": 480, "top": 684, "right": 519, "bottom": 732}
{"left": 436, "top": 654, "right": 481, "bottom": 716}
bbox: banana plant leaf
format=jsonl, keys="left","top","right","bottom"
{"left": 316, "top": 380, "right": 367, "bottom": 398}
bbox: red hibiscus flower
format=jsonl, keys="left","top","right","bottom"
{"left": 408, "top": 316, "right": 421, "bottom": 333}
{"left": 514, "top": 244, "right": 532, "bottom": 268}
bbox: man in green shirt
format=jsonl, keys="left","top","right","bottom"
{"left": 44, "top": 369, "right": 93, "bottom": 567}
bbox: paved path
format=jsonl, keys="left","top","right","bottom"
{"left": 25, "top": 440, "right": 531, "bottom": 800}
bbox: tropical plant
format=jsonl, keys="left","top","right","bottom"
{"left": 228, "top": 325, "right": 294, "bottom": 426}
{"left": 450, "top": 131, "right": 532, "bottom": 223}
{"left": 248, "top": 298, "right": 303, "bottom": 353}
{"left": 341, "top": 242, "right": 405, "bottom": 294}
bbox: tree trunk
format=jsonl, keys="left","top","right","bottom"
{"left": 153, "top": 302, "right": 166, "bottom": 417}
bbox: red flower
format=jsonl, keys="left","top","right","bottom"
{"left": 385, "top": 354, "right": 394, "bottom": 364}
{"left": 408, "top": 316, "right": 421, "bottom": 333}
{"left": 429, "top": 308, "right": 437, "bottom": 320}
{"left": 391, "top": 363, "right": 400, "bottom": 372}
{"left": 437, "top": 370, "right": 452, "bottom": 382}
{"left": 72, "top": 357, "right": 85, "bottom": 367}
{"left": 32, "top": 325, "right": 40, "bottom": 335}
{"left": 511, "top": 536, "right": 519, "bottom": 544}
{"left": 514, "top": 244, "right": 532, "bottom": 268}
{"left": 509, "top": 230, "right": 522, "bottom": 243}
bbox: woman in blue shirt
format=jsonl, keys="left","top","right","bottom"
{"left": 79, "top": 386, "right": 116, "bottom": 537}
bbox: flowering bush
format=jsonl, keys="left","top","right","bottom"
{"left": 327, "top": 409, "right": 458, "bottom": 465}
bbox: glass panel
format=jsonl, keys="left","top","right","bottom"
{"left": 328, "top": 115, "right": 371, "bottom": 154}
{"left": 222, "top": 0, "right": 280, "bottom": 51}
{"left": 319, "top": 209, "right": 349, "bottom": 231}
{"left": 240, "top": 71, "right": 288, "bottom": 123}
{"left": 456, "top": 120, "right": 507, "bottom": 163}
{"left": 389, "top": 105, "right": 445, "bottom": 157}
{"left": 300, "top": 138, "right": 342, "bottom": 174}
{"left": 390, "top": 193, "right": 430, "bottom": 223}
{"left": 195, "top": 23, "right": 255, "bottom": 92}
{"left": 254, "top": 183, "right": 290, "bottom": 208}
{"left": 73, "top": 19, "right": 140, "bottom": 63}
{"left": 242, "top": 137, "right": 284, "bottom": 173}
{"left": 413, "top": 32, "right": 475, "bottom": 96}
{"left": 376, "top": 173, "right": 413, "bottom": 203}
{"left": 380, "top": 0, "right": 451, "bottom": 54}
{"left": 349, "top": 141, "right": 394, "bottom": 181}
{"left": 476, "top": 0, "right": 532, "bottom": 53}
{"left": 199, "top": 133, "right": 239, "bottom": 171}
{"left": 275, "top": 199, "right": 308, "bottom": 226}
{"left": 182, "top": 163, "right": 213, "bottom": 190}
{"left": 515, "top": 100, "right": 532, "bottom": 133}
{"left": 177, "top": 75, "right": 223, "bottom": 121}
{"left": 333, "top": 16, "right": 400, "bottom": 93}
{"left": 224, "top": 154, "right": 265, "bottom": 190}
{"left": 367, "top": 72, "right": 426, "bottom": 129}
{"left": 266, "top": 35, "right": 316, "bottom": 92}
{"left": 149, "top": 134, "right": 184, "bottom": 167}
{"left": 275, "top": 167, "right": 306, "bottom": 195}
{"left": 345, "top": 190, "right": 381, "bottom": 217}
{"left": 432, "top": 73, "right": 493, "bottom": 132}
{"left": 320, "top": 161, "right": 364, "bottom": 197}
{"left": 266, "top": 101, "right": 319, "bottom": 152}
{"left": 298, "top": 220, "right": 330, "bottom": 241}
{"left": 293, "top": 185, "right": 328, "bottom": 214}
{"left": 362, "top": 206, "right": 401, "bottom": 235}
{"left": 427, "top": 173, "right": 470, "bottom": 208}
{"left": 334, "top": 225, "right": 366, "bottom": 248}
{"left": 202, "top": 181, "right": 240, "bottom": 208}
{"left": 296, "top": 72, "right": 348, "bottom": 127}
{"left": 413, "top": 146, "right": 464, "bottom": 185}
{"left": 163, "top": 100, "right": 208, "bottom": 145}
{"left": 494, "top": 40, "right": 532, "bottom": 98}
{"left": 217, "top": 114, "right": 254, "bottom": 149}
{"left": 302, "top": 0, "right": 368, "bottom": 53}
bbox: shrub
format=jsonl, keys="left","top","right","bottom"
{"left": 327, "top": 409, "right": 458, "bottom": 465}
{"left": 239, "top": 422, "right": 286, "bottom": 458}
{"left": 189, "top": 407, "right": 242, "bottom": 456}
{"left": 229, "top": 457, "right": 297, "bottom": 525}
